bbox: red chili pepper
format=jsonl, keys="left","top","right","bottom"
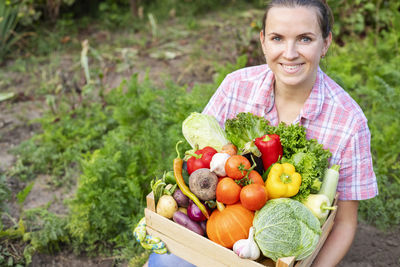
{"left": 186, "top": 146, "right": 217, "bottom": 175}
{"left": 254, "top": 134, "right": 283, "bottom": 171}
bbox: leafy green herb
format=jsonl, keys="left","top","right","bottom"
{"left": 16, "top": 182, "right": 34, "bottom": 205}
{"left": 151, "top": 176, "right": 167, "bottom": 206}
{"left": 269, "top": 123, "right": 331, "bottom": 201}
{"left": 225, "top": 112, "right": 270, "bottom": 156}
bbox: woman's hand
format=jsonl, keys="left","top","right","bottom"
{"left": 312, "top": 200, "right": 359, "bottom": 267}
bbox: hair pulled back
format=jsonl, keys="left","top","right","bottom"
{"left": 262, "top": 0, "right": 334, "bottom": 39}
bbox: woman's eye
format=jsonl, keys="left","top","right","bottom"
{"left": 272, "top": 36, "right": 281, "bottom": 41}
{"left": 300, "top": 36, "right": 312, "bottom": 42}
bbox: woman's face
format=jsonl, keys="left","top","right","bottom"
{"left": 260, "top": 6, "right": 331, "bottom": 90}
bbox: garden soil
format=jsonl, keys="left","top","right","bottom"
{"left": 1, "top": 9, "right": 399, "bottom": 267}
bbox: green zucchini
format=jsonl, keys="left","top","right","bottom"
{"left": 318, "top": 164, "right": 340, "bottom": 204}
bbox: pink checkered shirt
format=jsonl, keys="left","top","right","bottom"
{"left": 203, "top": 64, "right": 378, "bottom": 201}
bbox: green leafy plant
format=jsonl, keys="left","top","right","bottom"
{"left": 0, "top": 174, "right": 11, "bottom": 214}
{"left": 16, "top": 182, "right": 34, "bottom": 205}
{"left": 13, "top": 0, "right": 76, "bottom": 25}
{"left": 327, "top": 0, "right": 400, "bottom": 43}
{"left": 0, "top": 242, "right": 25, "bottom": 267}
{"left": 0, "top": 1, "right": 20, "bottom": 61}
{"left": 1, "top": 207, "right": 69, "bottom": 265}
{"left": 22, "top": 208, "right": 69, "bottom": 255}
{"left": 66, "top": 73, "right": 215, "bottom": 252}
{"left": 9, "top": 99, "right": 117, "bottom": 185}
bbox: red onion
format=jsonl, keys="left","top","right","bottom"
{"left": 187, "top": 200, "right": 210, "bottom": 222}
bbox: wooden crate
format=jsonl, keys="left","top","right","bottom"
{"left": 145, "top": 192, "right": 338, "bottom": 267}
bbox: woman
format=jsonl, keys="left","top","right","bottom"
{"left": 203, "top": 0, "right": 378, "bottom": 266}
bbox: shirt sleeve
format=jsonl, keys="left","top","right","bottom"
{"left": 202, "top": 75, "right": 231, "bottom": 129}
{"left": 337, "top": 121, "right": 378, "bottom": 200}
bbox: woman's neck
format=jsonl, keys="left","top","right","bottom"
{"left": 273, "top": 76, "right": 316, "bottom": 124}
{"left": 274, "top": 82, "right": 312, "bottom": 105}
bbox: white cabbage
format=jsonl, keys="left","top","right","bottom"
{"left": 253, "top": 198, "right": 321, "bottom": 261}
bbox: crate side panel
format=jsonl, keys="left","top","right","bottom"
{"left": 145, "top": 208, "right": 267, "bottom": 267}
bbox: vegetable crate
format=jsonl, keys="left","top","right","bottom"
{"left": 145, "top": 192, "right": 338, "bottom": 267}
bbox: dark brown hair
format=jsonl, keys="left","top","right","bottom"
{"left": 261, "top": 0, "right": 334, "bottom": 39}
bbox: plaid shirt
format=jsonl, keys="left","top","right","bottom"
{"left": 203, "top": 64, "right": 378, "bottom": 201}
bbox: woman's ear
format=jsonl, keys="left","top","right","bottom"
{"left": 322, "top": 32, "right": 332, "bottom": 57}
{"left": 260, "top": 31, "right": 267, "bottom": 54}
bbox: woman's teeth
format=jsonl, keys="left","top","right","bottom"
{"left": 282, "top": 64, "right": 300, "bottom": 70}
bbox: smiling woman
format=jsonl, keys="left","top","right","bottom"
{"left": 202, "top": 0, "right": 378, "bottom": 266}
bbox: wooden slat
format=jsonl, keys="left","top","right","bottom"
{"left": 277, "top": 257, "right": 295, "bottom": 267}
{"left": 146, "top": 191, "right": 156, "bottom": 212}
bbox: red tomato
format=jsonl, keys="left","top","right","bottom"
{"left": 218, "top": 176, "right": 227, "bottom": 183}
{"left": 216, "top": 178, "right": 241, "bottom": 205}
{"left": 225, "top": 155, "right": 251, "bottom": 179}
{"left": 240, "top": 184, "right": 268, "bottom": 211}
{"left": 248, "top": 170, "right": 264, "bottom": 186}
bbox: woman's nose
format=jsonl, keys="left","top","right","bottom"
{"left": 283, "top": 42, "right": 298, "bottom": 59}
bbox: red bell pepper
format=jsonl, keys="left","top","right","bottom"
{"left": 186, "top": 146, "right": 218, "bottom": 175}
{"left": 254, "top": 134, "right": 283, "bottom": 171}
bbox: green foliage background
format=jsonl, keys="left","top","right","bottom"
{"left": 0, "top": 0, "right": 399, "bottom": 265}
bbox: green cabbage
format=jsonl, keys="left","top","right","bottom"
{"left": 182, "top": 112, "right": 229, "bottom": 151}
{"left": 253, "top": 198, "right": 321, "bottom": 261}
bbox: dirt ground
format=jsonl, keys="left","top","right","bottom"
{"left": 1, "top": 9, "right": 399, "bottom": 267}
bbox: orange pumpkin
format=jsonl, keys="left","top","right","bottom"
{"left": 206, "top": 203, "right": 254, "bottom": 248}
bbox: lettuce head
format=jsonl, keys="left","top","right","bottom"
{"left": 182, "top": 112, "right": 229, "bottom": 151}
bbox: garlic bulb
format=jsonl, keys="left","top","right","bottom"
{"left": 209, "top": 153, "right": 231, "bottom": 177}
{"left": 233, "top": 227, "right": 260, "bottom": 260}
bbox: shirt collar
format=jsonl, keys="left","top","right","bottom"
{"left": 300, "top": 68, "right": 325, "bottom": 121}
{"left": 253, "top": 65, "right": 275, "bottom": 111}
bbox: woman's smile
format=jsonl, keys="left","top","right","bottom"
{"left": 280, "top": 63, "right": 304, "bottom": 74}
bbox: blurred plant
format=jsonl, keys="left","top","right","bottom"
{"left": 144, "top": 0, "right": 234, "bottom": 20}
{"left": 327, "top": 0, "right": 400, "bottom": 44}
{"left": 0, "top": 174, "right": 11, "bottom": 214}
{"left": 98, "top": 0, "right": 133, "bottom": 28}
{"left": 14, "top": 0, "right": 75, "bottom": 25}
{"left": 236, "top": 15, "right": 264, "bottom": 67}
{"left": 147, "top": 13, "right": 158, "bottom": 41}
{"left": 0, "top": 207, "right": 69, "bottom": 266}
{"left": 22, "top": 208, "right": 69, "bottom": 256}
{"left": 0, "top": 240, "right": 25, "bottom": 267}
{"left": 0, "top": 1, "right": 21, "bottom": 61}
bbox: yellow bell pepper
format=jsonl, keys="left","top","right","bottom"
{"left": 265, "top": 163, "right": 301, "bottom": 199}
